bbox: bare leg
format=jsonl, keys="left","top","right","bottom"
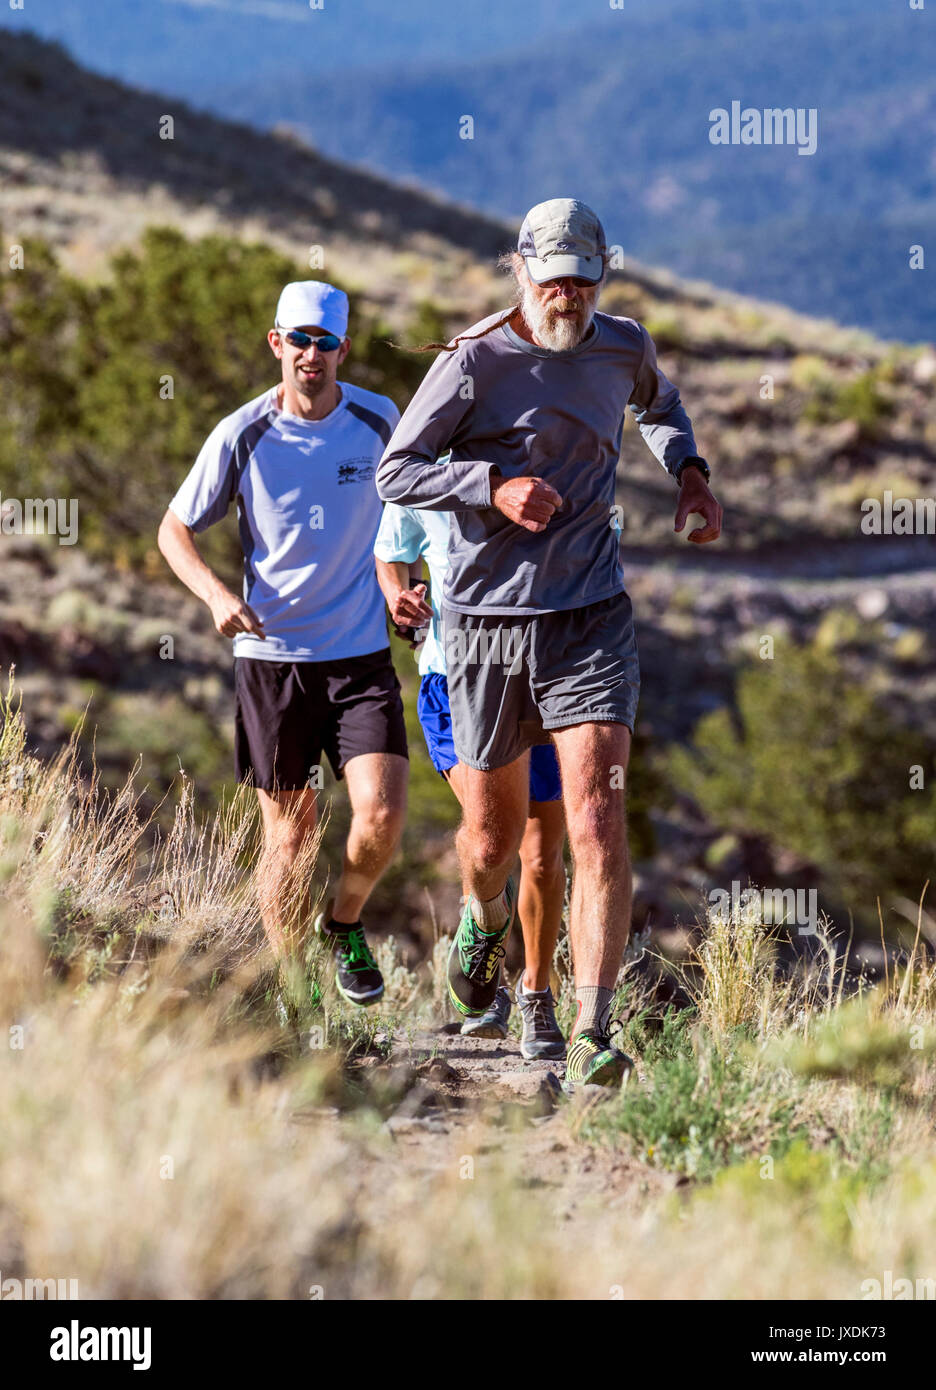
{"left": 454, "top": 756, "right": 529, "bottom": 904}
{"left": 332, "top": 752, "right": 408, "bottom": 923}
{"left": 551, "top": 722, "right": 632, "bottom": 1036}
{"left": 446, "top": 764, "right": 565, "bottom": 986}
{"left": 517, "top": 800, "right": 566, "bottom": 991}
{"left": 255, "top": 787, "right": 319, "bottom": 958}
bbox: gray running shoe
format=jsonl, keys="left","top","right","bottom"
{"left": 461, "top": 985, "right": 511, "bottom": 1039}
{"left": 516, "top": 983, "right": 567, "bottom": 1060}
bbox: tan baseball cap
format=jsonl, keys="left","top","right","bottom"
{"left": 517, "top": 198, "right": 607, "bottom": 284}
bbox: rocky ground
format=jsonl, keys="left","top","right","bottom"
{"left": 308, "top": 1019, "right": 672, "bottom": 1285}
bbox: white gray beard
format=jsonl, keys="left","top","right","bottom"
{"left": 520, "top": 285, "right": 596, "bottom": 351}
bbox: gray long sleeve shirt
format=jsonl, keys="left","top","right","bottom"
{"left": 376, "top": 310, "right": 699, "bottom": 615}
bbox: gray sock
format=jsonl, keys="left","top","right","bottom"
{"left": 574, "top": 985, "right": 614, "bottom": 1038}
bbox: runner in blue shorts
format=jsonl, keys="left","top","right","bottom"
{"left": 376, "top": 501, "right": 567, "bottom": 1060}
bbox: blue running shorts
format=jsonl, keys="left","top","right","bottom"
{"left": 417, "top": 672, "right": 561, "bottom": 803}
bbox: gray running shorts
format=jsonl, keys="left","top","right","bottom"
{"left": 442, "top": 591, "right": 640, "bottom": 771}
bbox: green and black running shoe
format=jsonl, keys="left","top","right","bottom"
{"left": 322, "top": 920, "right": 385, "bottom": 1007}
{"left": 447, "top": 881, "right": 516, "bottom": 1018}
{"left": 564, "top": 1023, "right": 634, "bottom": 1092}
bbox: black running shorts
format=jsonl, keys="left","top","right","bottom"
{"left": 234, "top": 649, "right": 408, "bottom": 792}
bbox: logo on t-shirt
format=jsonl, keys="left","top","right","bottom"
{"left": 337, "top": 457, "right": 375, "bottom": 485}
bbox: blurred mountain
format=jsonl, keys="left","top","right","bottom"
{"left": 6, "top": 0, "right": 931, "bottom": 339}
{"left": 258, "top": 0, "right": 934, "bottom": 342}
{"left": 0, "top": 0, "right": 597, "bottom": 89}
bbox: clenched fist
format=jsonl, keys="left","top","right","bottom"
{"left": 674, "top": 469, "right": 723, "bottom": 544}
{"left": 490, "top": 475, "right": 563, "bottom": 533}
{"left": 388, "top": 582, "right": 433, "bottom": 629}
{"left": 208, "top": 589, "right": 266, "bottom": 639}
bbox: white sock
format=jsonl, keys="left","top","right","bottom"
{"left": 519, "top": 976, "right": 549, "bottom": 996}
{"left": 471, "top": 886, "right": 510, "bottom": 933}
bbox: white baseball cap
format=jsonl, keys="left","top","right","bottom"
{"left": 518, "top": 198, "right": 607, "bottom": 284}
{"left": 275, "top": 280, "right": 349, "bottom": 337}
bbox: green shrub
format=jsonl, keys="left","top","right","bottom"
{"left": 769, "top": 995, "right": 934, "bottom": 1090}
{"left": 802, "top": 368, "right": 894, "bottom": 439}
{"left": 707, "top": 1140, "right": 879, "bottom": 1245}
{"left": 585, "top": 1035, "right": 801, "bottom": 1181}
{"left": 643, "top": 313, "right": 687, "bottom": 352}
{"left": 666, "top": 642, "right": 936, "bottom": 911}
{"left": 0, "top": 227, "right": 431, "bottom": 575}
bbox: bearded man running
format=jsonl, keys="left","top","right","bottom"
{"left": 376, "top": 199, "right": 722, "bottom": 1089}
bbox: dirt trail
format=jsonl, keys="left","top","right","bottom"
{"left": 302, "top": 1023, "right": 674, "bottom": 1224}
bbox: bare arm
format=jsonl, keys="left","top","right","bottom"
{"left": 375, "top": 557, "right": 433, "bottom": 628}
{"left": 157, "top": 508, "right": 266, "bottom": 639}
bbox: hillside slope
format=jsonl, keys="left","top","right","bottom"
{"left": 1, "top": 34, "right": 933, "bottom": 942}
{"left": 0, "top": 31, "right": 508, "bottom": 324}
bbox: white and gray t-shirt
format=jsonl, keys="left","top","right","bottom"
{"left": 375, "top": 311, "right": 699, "bottom": 616}
{"left": 170, "top": 381, "right": 399, "bottom": 661}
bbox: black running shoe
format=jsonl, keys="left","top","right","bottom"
{"left": 320, "top": 919, "right": 385, "bottom": 1007}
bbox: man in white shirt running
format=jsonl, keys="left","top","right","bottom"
{"left": 375, "top": 501, "right": 567, "bottom": 1059}
{"left": 158, "top": 280, "right": 408, "bottom": 1008}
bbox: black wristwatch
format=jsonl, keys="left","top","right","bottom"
{"left": 674, "top": 455, "right": 711, "bottom": 485}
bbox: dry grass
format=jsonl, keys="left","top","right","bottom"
{"left": 2, "top": 677, "right": 936, "bottom": 1299}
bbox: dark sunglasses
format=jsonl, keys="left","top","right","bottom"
{"left": 280, "top": 329, "right": 343, "bottom": 351}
